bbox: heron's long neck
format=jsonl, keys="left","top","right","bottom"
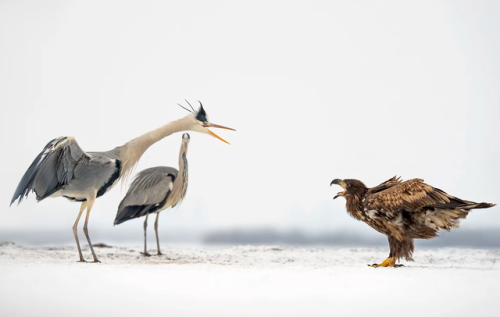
{"left": 118, "top": 116, "right": 192, "bottom": 181}
{"left": 167, "top": 144, "right": 188, "bottom": 206}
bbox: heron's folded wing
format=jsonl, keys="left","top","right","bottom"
{"left": 114, "top": 167, "right": 177, "bottom": 225}
{"left": 121, "top": 167, "right": 178, "bottom": 207}
{"left": 11, "top": 136, "right": 92, "bottom": 204}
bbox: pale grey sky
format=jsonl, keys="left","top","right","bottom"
{"left": 0, "top": 1, "right": 499, "bottom": 243}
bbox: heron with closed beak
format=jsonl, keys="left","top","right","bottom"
{"left": 114, "top": 133, "right": 190, "bottom": 256}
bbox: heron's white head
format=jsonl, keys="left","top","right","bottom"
{"left": 181, "top": 133, "right": 190, "bottom": 154}
{"left": 179, "top": 100, "right": 235, "bottom": 144}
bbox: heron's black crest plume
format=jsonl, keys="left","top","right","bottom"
{"left": 177, "top": 101, "right": 195, "bottom": 115}
{"left": 195, "top": 101, "right": 208, "bottom": 122}
{"left": 185, "top": 99, "right": 196, "bottom": 113}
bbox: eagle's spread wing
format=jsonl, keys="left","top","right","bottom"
{"left": 365, "top": 178, "right": 451, "bottom": 212}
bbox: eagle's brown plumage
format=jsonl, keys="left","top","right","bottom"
{"left": 331, "top": 176, "right": 496, "bottom": 267}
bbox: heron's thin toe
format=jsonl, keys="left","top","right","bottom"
{"left": 77, "top": 259, "right": 87, "bottom": 263}
{"left": 157, "top": 252, "right": 163, "bottom": 256}
{"left": 141, "top": 252, "right": 152, "bottom": 257}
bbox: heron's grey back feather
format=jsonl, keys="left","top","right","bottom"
{"left": 114, "top": 167, "right": 177, "bottom": 225}
{"left": 120, "top": 166, "right": 178, "bottom": 208}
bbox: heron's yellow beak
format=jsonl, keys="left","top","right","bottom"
{"left": 203, "top": 123, "right": 236, "bottom": 145}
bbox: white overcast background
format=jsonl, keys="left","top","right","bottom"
{"left": 0, "top": 1, "right": 499, "bottom": 244}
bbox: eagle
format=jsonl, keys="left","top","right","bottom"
{"left": 330, "top": 176, "right": 495, "bottom": 268}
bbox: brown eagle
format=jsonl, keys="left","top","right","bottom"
{"left": 330, "top": 176, "right": 495, "bottom": 268}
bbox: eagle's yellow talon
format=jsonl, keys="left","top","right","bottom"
{"left": 369, "top": 257, "right": 397, "bottom": 268}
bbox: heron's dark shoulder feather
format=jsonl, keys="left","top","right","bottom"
{"left": 96, "top": 159, "right": 122, "bottom": 198}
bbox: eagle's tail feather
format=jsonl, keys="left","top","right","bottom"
{"left": 461, "top": 202, "right": 496, "bottom": 210}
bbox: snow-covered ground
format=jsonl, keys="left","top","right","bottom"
{"left": 1, "top": 242, "right": 499, "bottom": 317}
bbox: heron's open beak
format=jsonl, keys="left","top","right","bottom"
{"left": 330, "top": 179, "right": 347, "bottom": 199}
{"left": 203, "top": 123, "right": 236, "bottom": 145}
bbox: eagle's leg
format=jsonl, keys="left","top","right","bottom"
{"left": 369, "top": 237, "right": 412, "bottom": 268}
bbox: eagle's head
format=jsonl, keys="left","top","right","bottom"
{"left": 330, "top": 179, "right": 367, "bottom": 200}
{"left": 330, "top": 178, "right": 368, "bottom": 217}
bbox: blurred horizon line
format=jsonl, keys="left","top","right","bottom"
{"left": 1, "top": 227, "right": 499, "bottom": 249}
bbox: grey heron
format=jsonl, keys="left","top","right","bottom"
{"left": 10, "top": 102, "right": 234, "bottom": 263}
{"left": 113, "top": 133, "right": 190, "bottom": 256}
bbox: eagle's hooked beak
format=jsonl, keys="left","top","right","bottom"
{"left": 202, "top": 123, "right": 236, "bottom": 145}
{"left": 330, "top": 179, "right": 347, "bottom": 199}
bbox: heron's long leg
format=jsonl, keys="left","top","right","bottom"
{"left": 141, "top": 213, "right": 151, "bottom": 257}
{"left": 73, "top": 202, "right": 87, "bottom": 262}
{"left": 154, "top": 212, "right": 162, "bottom": 255}
{"left": 82, "top": 198, "right": 100, "bottom": 263}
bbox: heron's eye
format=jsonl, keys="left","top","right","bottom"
{"left": 203, "top": 121, "right": 208, "bottom": 126}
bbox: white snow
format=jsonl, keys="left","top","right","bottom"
{"left": 1, "top": 242, "right": 499, "bottom": 317}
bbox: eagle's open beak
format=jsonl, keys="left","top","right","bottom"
{"left": 203, "top": 123, "right": 236, "bottom": 145}
{"left": 330, "top": 179, "right": 347, "bottom": 199}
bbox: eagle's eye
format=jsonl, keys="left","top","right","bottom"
{"left": 345, "top": 182, "right": 351, "bottom": 188}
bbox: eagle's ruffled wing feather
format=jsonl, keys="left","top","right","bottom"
{"left": 366, "top": 179, "right": 451, "bottom": 212}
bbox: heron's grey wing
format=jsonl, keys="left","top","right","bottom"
{"left": 11, "top": 136, "right": 91, "bottom": 205}
{"left": 114, "top": 167, "right": 177, "bottom": 225}
{"left": 123, "top": 167, "right": 178, "bottom": 206}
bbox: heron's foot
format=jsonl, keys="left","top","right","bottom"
{"left": 91, "top": 259, "right": 101, "bottom": 263}
{"left": 368, "top": 257, "right": 403, "bottom": 268}
{"left": 141, "top": 252, "right": 152, "bottom": 257}
{"left": 77, "top": 259, "right": 87, "bottom": 263}
{"left": 157, "top": 251, "right": 163, "bottom": 256}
